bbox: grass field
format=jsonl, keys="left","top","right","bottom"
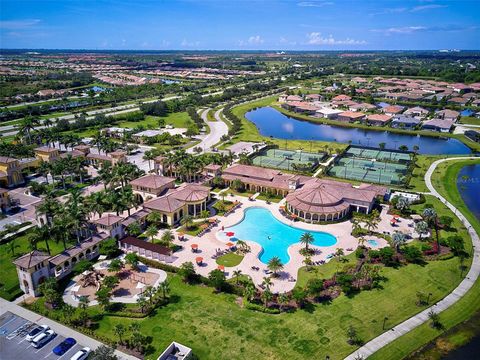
{"left": 216, "top": 253, "right": 244, "bottom": 267}
{"left": 118, "top": 112, "right": 192, "bottom": 129}
{"left": 369, "top": 159, "right": 480, "bottom": 360}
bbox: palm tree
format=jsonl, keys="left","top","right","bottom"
{"left": 181, "top": 214, "right": 194, "bottom": 230}
{"left": 261, "top": 289, "right": 273, "bottom": 308}
{"left": 30, "top": 226, "right": 51, "bottom": 255}
{"left": 78, "top": 296, "right": 90, "bottom": 327}
{"left": 159, "top": 280, "right": 170, "bottom": 299}
{"left": 147, "top": 211, "right": 162, "bottom": 226}
{"left": 261, "top": 276, "right": 272, "bottom": 291}
{"left": 392, "top": 231, "right": 407, "bottom": 252}
{"left": 232, "top": 270, "right": 242, "bottom": 285}
{"left": 145, "top": 225, "right": 158, "bottom": 242}
{"left": 143, "top": 150, "right": 156, "bottom": 172}
{"left": 114, "top": 324, "right": 126, "bottom": 345}
{"left": 423, "top": 207, "right": 440, "bottom": 254}
{"left": 334, "top": 247, "right": 345, "bottom": 261}
{"left": 243, "top": 284, "right": 256, "bottom": 302}
{"left": 199, "top": 210, "right": 210, "bottom": 220}
{"left": 161, "top": 230, "right": 173, "bottom": 244}
{"left": 16, "top": 115, "right": 40, "bottom": 144}
{"left": 415, "top": 220, "right": 429, "bottom": 240}
{"left": 267, "top": 256, "right": 283, "bottom": 277}
{"left": 278, "top": 293, "right": 290, "bottom": 311}
{"left": 38, "top": 161, "right": 51, "bottom": 185}
{"left": 300, "top": 232, "right": 314, "bottom": 251}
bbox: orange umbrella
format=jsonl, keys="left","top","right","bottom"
{"left": 226, "top": 242, "right": 234, "bottom": 247}
{"left": 280, "top": 206, "right": 285, "bottom": 209}
{"left": 217, "top": 265, "right": 225, "bottom": 271}
{"left": 195, "top": 257, "right": 203, "bottom": 264}
{"left": 191, "top": 244, "right": 198, "bottom": 249}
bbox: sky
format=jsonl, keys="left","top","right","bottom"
{"left": 1, "top": 0, "right": 479, "bottom": 50}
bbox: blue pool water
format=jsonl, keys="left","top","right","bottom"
{"left": 220, "top": 207, "right": 337, "bottom": 264}
{"left": 367, "top": 239, "right": 379, "bottom": 246}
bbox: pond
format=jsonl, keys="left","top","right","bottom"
{"left": 457, "top": 163, "right": 480, "bottom": 221}
{"left": 217, "top": 207, "right": 337, "bottom": 264}
{"left": 245, "top": 107, "right": 472, "bottom": 155}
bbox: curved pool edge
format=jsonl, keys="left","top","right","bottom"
{"left": 215, "top": 205, "right": 338, "bottom": 265}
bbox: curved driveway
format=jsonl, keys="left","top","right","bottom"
{"left": 346, "top": 156, "right": 480, "bottom": 360}
{"left": 186, "top": 108, "right": 228, "bottom": 153}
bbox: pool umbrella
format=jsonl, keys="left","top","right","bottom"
{"left": 226, "top": 242, "right": 235, "bottom": 247}
{"left": 136, "top": 282, "right": 146, "bottom": 289}
{"left": 191, "top": 243, "right": 198, "bottom": 249}
{"left": 230, "top": 237, "right": 239, "bottom": 241}
{"left": 217, "top": 265, "right": 225, "bottom": 271}
{"left": 196, "top": 257, "right": 203, "bottom": 264}
{"left": 226, "top": 231, "right": 235, "bottom": 237}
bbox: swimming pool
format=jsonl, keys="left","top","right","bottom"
{"left": 367, "top": 239, "right": 379, "bottom": 246}
{"left": 218, "top": 207, "right": 337, "bottom": 264}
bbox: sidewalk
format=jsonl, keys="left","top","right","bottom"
{"left": 0, "top": 297, "right": 139, "bottom": 360}
{"left": 345, "top": 156, "right": 480, "bottom": 359}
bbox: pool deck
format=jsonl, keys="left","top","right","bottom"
{"left": 166, "top": 195, "right": 416, "bottom": 293}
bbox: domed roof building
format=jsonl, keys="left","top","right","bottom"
{"left": 285, "top": 179, "right": 386, "bottom": 222}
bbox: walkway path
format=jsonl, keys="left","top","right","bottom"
{"left": 0, "top": 298, "right": 138, "bottom": 360}
{"left": 345, "top": 156, "right": 480, "bottom": 360}
{"left": 186, "top": 108, "right": 228, "bottom": 153}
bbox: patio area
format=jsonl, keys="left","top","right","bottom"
{"left": 63, "top": 256, "right": 167, "bottom": 306}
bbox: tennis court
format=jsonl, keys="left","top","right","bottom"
{"left": 252, "top": 148, "right": 326, "bottom": 171}
{"left": 327, "top": 146, "right": 411, "bottom": 185}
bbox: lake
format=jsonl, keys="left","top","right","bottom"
{"left": 245, "top": 107, "right": 472, "bottom": 155}
{"left": 457, "top": 163, "right": 480, "bottom": 222}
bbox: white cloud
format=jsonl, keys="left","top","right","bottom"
{"left": 0, "top": 19, "right": 41, "bottom": 30}
{"left": 297, "top": 1, "right": 333, "bottom": 7}
{"left": 180, "top": 39, "right": 200, "bottom": 47}
{"left": 238, "top": 35, "right": 264, "bottom": 47}
{"left": 411, "top": 4, "right": 447, "bottom": 12}
{"left": 371, "top": 25, "right": 477, "bottom": 35}
{"left": 306, "top": 32, "right": 366, "bottom": 45}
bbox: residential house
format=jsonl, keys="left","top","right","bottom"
{"left": 383, "top": 105, "right": 405, "bottom": 116}
{"left": 316, "top": 108, "right": 343, "bottom": 119}
{"left": 403, "top": 106, "right": 429, "bottom": 118}
{"left": 435, "top": 109, "right": 460, "bottom": 122}
{"left": 34, "top": 146, "right": 60, "bottom": 163}
{"left": 0, "top": 157, "right": 24, "bottom": 187}
{"left": 130, "top": 174, "right": 176, "bottom": 198}
{"left": 391, "top": 115, "right": 421, "bottom": 129}
{"left": 337, "top": 111, "right": 366, "bottom": 123}
{"left": 366, "top": 114, "right": 392, "bottom": 126}
{"left": 421, "top": 118, "right": 454, "bottom": 133}
{"left": 94, "top": 214, "right": 125, "bottom": 239}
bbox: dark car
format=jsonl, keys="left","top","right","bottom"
{"left": 52, "top": 337, "right": 77, "bottom": 356}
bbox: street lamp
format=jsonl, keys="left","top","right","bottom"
{"left": 382, "top": 316, "right": 389, "bottom": 330}
{"left": 427, "top": 292, "right": 433, "bottom": 304}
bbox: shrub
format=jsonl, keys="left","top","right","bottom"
{"left": 402, "top": 245, "right": 423, "bottom": 263}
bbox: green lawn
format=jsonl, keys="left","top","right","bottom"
{"left": 20, "top": 189, "right": 474, "bottom": 359}
{"left": 216, "top": 253, "right": 244, "bottom": 267}
{"left": 459, "top": 116, "right": 480, "bottom": 125}
{"left": 369, "top": 160, "right": 480, "bottom": 360}
{"left": 118, "top": 112, "right": 192, "bottom": 129}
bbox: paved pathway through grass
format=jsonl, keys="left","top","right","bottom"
{"left": 345, "top": 156, "right": 480, "bottom": 360}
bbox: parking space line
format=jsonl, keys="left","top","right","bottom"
{"left": 0, "top": 315, "right": 17, "bottom": 329}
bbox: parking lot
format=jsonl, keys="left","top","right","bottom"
{"left": 0, "top": 312, "right": 87, "bottom": 360}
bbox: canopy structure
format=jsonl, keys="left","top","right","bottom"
{"left": 195, "top": 257, "right": 203, "bottom": 264}
{"left": 226, "top": 232, "right": 235, "bottom": 237}
{"left": 226, "top": 242, "right": 235, "bottom": 247}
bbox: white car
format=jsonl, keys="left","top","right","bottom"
{"left": 32, "top": 329, "right": 56, "bottom": 348}
{"left": 25, "top": 325, "right": 49, "bottom": 342}
{"left": 70, "top": 347, "right": 91, "bottom": 360}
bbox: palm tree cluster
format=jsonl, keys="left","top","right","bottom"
{"left": 160, "top": 149, "right": 233, "bottom": 182}
{"left": 38, "top": 155, "right": 88, "bottom": 189}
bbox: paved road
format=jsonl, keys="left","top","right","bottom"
{"left": 186, "top": 108, "right": 228, "bottom": 154}
{"left": 0, "top": 96, "right": 181, "bottom": 136}
{"left": 345, "top": 156, "right": 480, "bottom": 360}
{"left": 0, "top": 298, "right": 138, "bottom": 360}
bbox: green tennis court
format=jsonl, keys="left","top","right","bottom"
{"left": 327, "top": 146, "right": 411, "bottom": 185}
{"left": 252, "top": 148, "right": 326, "bottom": 171}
